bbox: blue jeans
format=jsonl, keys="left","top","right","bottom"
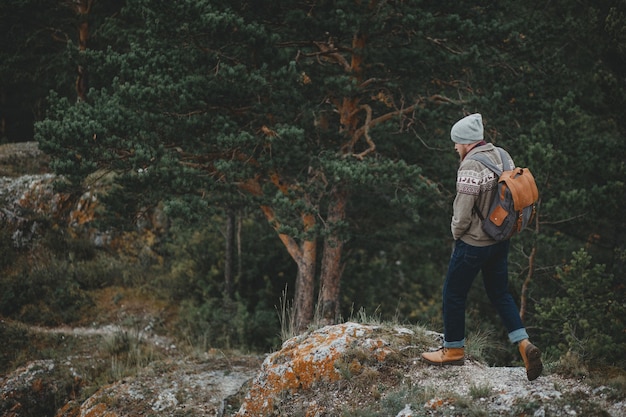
{"left": 442, "top": 239, "right": 528, "bottom": 348}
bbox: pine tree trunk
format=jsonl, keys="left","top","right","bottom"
{"left": 294, "top": 239, "right": 317, "bottom": 331}
{"left": 520, "top": 211, "right": 539, "bottom": 321}
{"left": 224, "top": 207, "right": 235, "bottom": 299}
{"left": 73, "top": 0, "right": 92, "bottom": 102}
{"left": 319, "top": 188, "right": 347, "bottom": 325}
{"left": 238, "top": 179, "right": 319, "bottom": 332}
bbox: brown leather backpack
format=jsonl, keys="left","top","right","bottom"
{"left": 470, "top": 148, "right": 539, "bottom": 241}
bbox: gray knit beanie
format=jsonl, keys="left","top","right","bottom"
{"left": 450, "top": 113, "right": 483, "bottom": 144}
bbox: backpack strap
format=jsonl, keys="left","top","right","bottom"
{"left": 468, "top": 147, "right": 511, "bottom": 175}
{"left": 467, "top": 147, "right": 511, "bottom": 221}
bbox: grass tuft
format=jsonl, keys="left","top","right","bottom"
{"left": 103, "top": 328, "right": 158, "bottom": 381}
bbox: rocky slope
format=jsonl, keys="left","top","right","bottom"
{"left": 2, "top": 321, "right": 625, "bottom": 416}
{"left": 234, "top": 323, "right": 626, "bottom": 417}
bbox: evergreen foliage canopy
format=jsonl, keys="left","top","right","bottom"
{"left": 25, "top": 0, "right": 626, "bottom": 359}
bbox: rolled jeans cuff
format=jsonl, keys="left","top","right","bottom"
{"left": 443, "top": 338, "right": 465, "bottom": 348}
{"left": 508, "top": 328, "right": 529, "bottom": 344}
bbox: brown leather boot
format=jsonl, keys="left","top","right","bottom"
{"left": 421, "top": 347, "right": 465, "bottom": 366}
{"left": 519, "top": 339, "right": 543, "bottom": 381}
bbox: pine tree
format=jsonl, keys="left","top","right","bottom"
{"left": 35, "top": 0, "right": 626, "bottom": 336}
{"left": 36, "top": 1, "right": 454, "bottom": 329}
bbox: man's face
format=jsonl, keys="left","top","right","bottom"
{"left": 454, "top": 143, "right": 469, "bottom": 161}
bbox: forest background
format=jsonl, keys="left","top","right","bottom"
{"left": 0, "top": 0, "right": 625, "bottom": 371}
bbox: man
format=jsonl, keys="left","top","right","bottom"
{"left": 421, "top": 113, "right": 543, "bottom": 381}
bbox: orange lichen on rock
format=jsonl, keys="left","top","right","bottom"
{"left": 80, "top": 402, "right": 118, "bottom": 417}
{"left": 54, "top": 387, "right": 121, "bottom": 417}
{"left": 236, "top": 322, "right": 397, "bottom": 417}
{"left": 68, "top": 190, "right": 98, "bottom": 227}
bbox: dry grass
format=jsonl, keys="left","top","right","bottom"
{"left": 0, "top": 141, "right": 49, "bottom": 176}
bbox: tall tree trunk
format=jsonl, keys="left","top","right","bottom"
{"left": 294, "top": 238, "right": 317, "bottom": 331}
{"left": 0, "top": 89, "right": 5, "bottom": 139}
{"left": 319, "top": 187, "right": 347, "bottom": 325}
{"left": 520, "top": 209, "right": 539, "bottom": 321}
{"left": 236, "top": 212, "right": 243, "bottom": 285}
{"left": 224, "top": 207, "right": 235, "bottom": 299}
{"left": 238, "top": 178, "right": 318, "bottom": 332}
{"left": 73, "top": 0, "right": 92, "bottom": 102}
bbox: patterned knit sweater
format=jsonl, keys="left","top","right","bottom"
{"left": 451, "top": 143, "right": 514, "bottom": 246}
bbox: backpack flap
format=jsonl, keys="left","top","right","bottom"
{"left": 500, "top": 168, "right": 539, "bottom": 211}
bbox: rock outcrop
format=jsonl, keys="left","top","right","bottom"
{"left": 0, "top": 141, "right": 165, "bottom": 258}
{"left": 234, "top": 322, "right": 626, "bottom": 416}
{"left": 236, "top": 322, "right": 408, "bottom": 416}
{"left": 0, "top": 320, "right": 262, "bottom": 417}
{"left": 2, "top": 321, "right": 625, "bottom": 416}
{"left": 54, "top": 357, "right": 259, "bottom": 417}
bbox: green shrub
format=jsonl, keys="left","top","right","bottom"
{"left": 0, "top": 249, "right": 92, "bottom": 325}
{"left": 535, "top": 249, "right": 626, "bottom": 367}
{"left": 175, "top": 296, "right": 250, "bottom": 350}
{"left": 247, "top": 302, "right": 281, "bottom": 351}
{"left": 0, "top": 320, "right": 29, "bottom": 374}
{"left": 0, "top": 226, "right": 18, "bottom": 270}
